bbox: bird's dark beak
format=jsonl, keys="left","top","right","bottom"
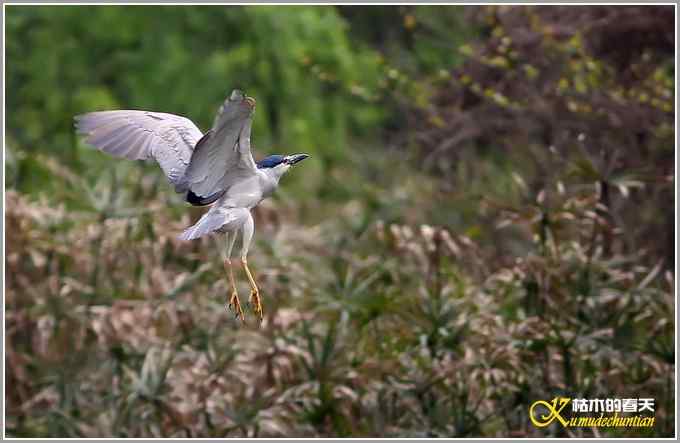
{"left": 285, "top": 153, "right": 309, "bottom": 165}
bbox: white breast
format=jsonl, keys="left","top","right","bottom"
{"left": 215, "top": 169, "right": 282, "bottom": 209}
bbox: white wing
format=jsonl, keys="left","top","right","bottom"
{"left": 184, "top": 90, "right": 258, "bottom": 198}
{"left": 74, "top": 110, "right": 203, "bottom": 192}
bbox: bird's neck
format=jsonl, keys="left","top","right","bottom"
{"left": 257, "top": 167, "right": 286, "bottom": 198}
{"left": 260, "top": 165, "right": 289, "bottom": 184}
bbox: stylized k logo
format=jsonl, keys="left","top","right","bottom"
{"left": 529, "top": 397, "right": 570, "bottom": 427}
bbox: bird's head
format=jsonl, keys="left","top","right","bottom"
{"left": 256, "top": 153, "right": 309, "bottom": 179}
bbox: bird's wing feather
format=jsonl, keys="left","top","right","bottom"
{"left": 74, "top": 110, "right": 202, "bottom": 192}
{"left": 184, "top": 90, "right": 258, "bottom": 198}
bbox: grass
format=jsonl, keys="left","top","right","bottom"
{"left": 5, "top": 147, "right": 675, "bottom": 437}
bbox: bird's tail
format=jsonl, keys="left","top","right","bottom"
{"left": 178, "top": 207, "right": 248, "bottom": 241}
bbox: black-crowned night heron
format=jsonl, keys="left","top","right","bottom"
{"left": 74, "top": 90, "right": 309, "bottom": 323}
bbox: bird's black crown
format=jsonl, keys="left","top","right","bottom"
{"left": 256, "top": 155, "right": 286, "bottom": 169}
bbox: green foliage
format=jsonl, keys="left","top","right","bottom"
{"left": 6, "top": 5, "right": 386, "bottom": 196}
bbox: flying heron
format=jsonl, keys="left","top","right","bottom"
{"left": 74, "top": 89, "right": 309, "bottom": 323}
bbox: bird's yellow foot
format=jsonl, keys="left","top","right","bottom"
{"left": 228, "top": 291, "right": 245, "bottom": 322}
{"left": 249, "top": 290, "right": 264, "bottom": 323}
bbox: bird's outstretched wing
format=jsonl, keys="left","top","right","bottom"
{"left": 74, "top": 110, "right": 203, "bottom": 192}
{"left": 184, "top": 90, "right": 258, "bottom": 198}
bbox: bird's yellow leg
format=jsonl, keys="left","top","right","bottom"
{"left": 224, "top": 259, "right": 245, "bottom": 322}
{"left": 241, "top": 259, "right": 263, "bottom": 322}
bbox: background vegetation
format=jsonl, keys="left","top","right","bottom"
{"left": 5, "top": 5, "right": 675, "bottom": 437}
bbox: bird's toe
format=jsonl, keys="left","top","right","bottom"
{"left": 227, "top": 291, "right": 246, "bottom": 322}
{"left": 249, "top": 290, "right": 264, "bottom": 322}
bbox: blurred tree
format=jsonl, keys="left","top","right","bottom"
{"left": 6, "top": 5, "right": 386, "bottom": 195}
{"left": 338, "top": 5, "right": 476, "bottom": 74}
{"left": 405, "top": 6, "right": 674, "bottom": 268}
